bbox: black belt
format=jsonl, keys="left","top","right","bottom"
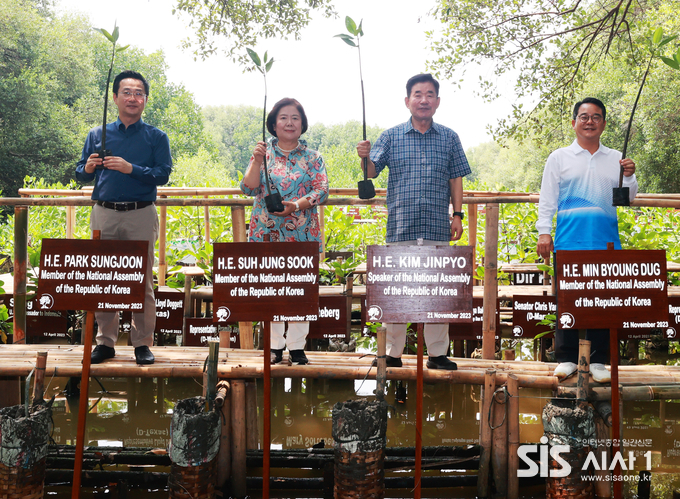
{"left": 97, "top": 200, "right": 153, "bottom": 212}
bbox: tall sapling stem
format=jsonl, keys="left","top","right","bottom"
{"left": 247, "top": 48, "right": 284, "bottom": 213}
{"left": 613, "top": 27, "right": 677, "bottom": 206}
{"left": 336, "top": 16, "right": 375, "bottom": 199}
{"left": 94, "top": 22, "right": 129, "bottom": 168}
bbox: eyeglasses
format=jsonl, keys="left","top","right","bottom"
{"left": 120, "top": 90, "right": 147, "bottom": 100}
{"left": 576, "top": 114, "right": 603, "bottom": 124}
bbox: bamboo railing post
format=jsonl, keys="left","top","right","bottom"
{"left": 577, "top": 339, "right": 591, "bottom": 409}
{"left": 203, "top": 194, "right": 210, "bottom": 245}
{"left": 477, "top": 369, "right": 496, "bottom": 498}
{"left": 320, "top": 205, "right": 326, "bottom": 260}
{"left": 415, "top": 322, "right": 424, "bottom": 499}
{"left": 507, "top": 374, "right": 519, "bottom": 499}
{"left": 482, "top": 203, "right": 499, "bottom": 360}
{"left": 32, "top": 351, "right": 48, "bottom": 403}
{"left": 468, "top": 203, "right": 478, "bottom": 267}
{"left": 181, "top": 273, "right": 192, "bottom": 345}
{"left": 230, "top": 379, "right": 247, "bottom": 498}
{"left": 216, "top": 381, "right": 231, "bottom": 488}
{"left": 375, "top": 326, "right": 386, "bottom": 400}
{"left": 13, "top": 206, "right": 28, "bottom": 343}
{"left": 491, "top": 384, "right": 508, "bottom": 498}
{"left": 231, "top": 206, "right": 254, "bottom": 350}
{"left": 158, "top": 195, "right": 167, "bottom": 286}
{"left": 206, "top": 341, "right": 219, "bottom": 410}
{"left": 245, "top": 379, "right": 259, "bottom": 449}
{"left": 66, "top": 205, "right": 76, "bottom": 238}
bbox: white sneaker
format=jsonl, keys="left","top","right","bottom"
{"left": 590, "top": 363, "right": 611, "bottom": 383}
{"left": 554, "top": 362, "right": 577, "bottom": 379}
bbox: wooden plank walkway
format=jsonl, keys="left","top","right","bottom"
{"left": 2, "top": 345, "right": 680, "bottom": 392}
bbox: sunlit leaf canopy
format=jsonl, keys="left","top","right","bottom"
{"left": 425, "top": 0, "right": 680, "bottom": 141}
{"left": 172, "top": 0, "right": 336, "bottom": 67}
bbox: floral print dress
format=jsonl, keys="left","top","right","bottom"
{"left": 240, "top": 138, "right": 329, "bottom": 250}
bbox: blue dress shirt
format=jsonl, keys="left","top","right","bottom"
{"left": 370, "top": 119, "right": 471, "bottom": 242}
{"left": 75, "top": 118, "right": 172, "bottom": 202}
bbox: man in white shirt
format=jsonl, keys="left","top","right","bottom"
{"left": 536, "top": 97, "right": 637, "bottom": 383}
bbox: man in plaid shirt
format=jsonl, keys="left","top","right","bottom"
{"left": 357, "top": 73, "right": 471, "bottom": 370}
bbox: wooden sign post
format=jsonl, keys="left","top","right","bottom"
{"left": 213, "top": 241, "right": 319, "bottom": 498}
{"left": 366, "top": 244, "right": 473, "bottom": 499}
{"left": 36, "top": 237, "right": 148, "bottom": 499}
{"left": 555, "top": 247, "right": 668, "bottom": 495}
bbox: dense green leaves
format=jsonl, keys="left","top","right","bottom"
{"left": 172, "top": 0, "right": 336, "bottom": 66}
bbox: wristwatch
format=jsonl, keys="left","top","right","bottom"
{"left": 453, "top": 211, "right": 465, "bottom": 221}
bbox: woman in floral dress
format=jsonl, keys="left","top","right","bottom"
{"left": 240, "top": 97, "right": 329, "bottom": 365}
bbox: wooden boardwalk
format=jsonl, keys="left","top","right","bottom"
{"left": 2, "top": 344, "right": 680, "bottom": 396}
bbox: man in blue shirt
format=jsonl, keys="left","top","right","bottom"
{"left": 357, "top": 73, "right": 471, "bottom": 370}
{"left": 76, "top": 70, "right": 172, "bottom": 365}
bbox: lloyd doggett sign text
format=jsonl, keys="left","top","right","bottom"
{"left": 366, "top": 245, "right": 474, "bottom": 324}
{"left": 212, "top": 242, "right": 319, "bottom": 322}
{"left": 555, "top": 249, "right": 668, "bottom": 330}
{"left": 37, "top": 238, "right": 148, "bottom": 311}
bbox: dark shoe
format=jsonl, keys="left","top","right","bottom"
{"left": 288, "top": 350, "right": 308, "bottom": 365}
{"left": 91, "top": 344, "right": 115, "bottom": 364}
{"left": 386, "top": 355, "right": 403, "bottom": 368}
{"left": 271, "top": 348, "right": 284, "bottom": 365}
{"left": 134, "top": 346, "right": 155, "bottom": 365}
{"left": 427, "top": 356, "right": 458, "bottom": 370}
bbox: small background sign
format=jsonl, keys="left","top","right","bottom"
{"left": 449, "top": 298, "right": 500, "bottom": 340}
{"left": 213, "top": 242, "right": 319, "bottom": 322}
{"left": 512, "top": 295, "right": 556, "bottom": 339}
{"left": 154, "top": 290, "right": 184, "bottom": 336}
{"left": 555, "top": 249, "right": 668, "bottom": 329}
{"left": 2, "top": 294, "right": 68, "bottom": 342}
{"left": 37, "top": 238, "right": 148, "bottom": 311}
{"left": 308, "top": 295, "right": 348, "bottom": 340}
{"left": 366, "top": 245, "right": 474, "bottom": 324}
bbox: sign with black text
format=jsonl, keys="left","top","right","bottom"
{"left": 213, "top": 242, "right": 319, "bottom": 322}
{"left": 555, "top": 250, "right": 668, "bottom": 330}
{"left": 37, "top": 238, "right": 148, "bottom": 311}
{"left": 366, "top": 245, "right": 474, "bottom": 324}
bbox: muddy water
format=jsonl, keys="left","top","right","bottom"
{"left": 41, "top": 373, "right": 678, "bottom": 498}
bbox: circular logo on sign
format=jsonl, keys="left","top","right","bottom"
{"left": 367, "top": 305, "right": 383, "bottom": 322}
{"left": 436, "top": 420, "right": 446, "bottom": 431}
{"left": 559, "top": 312, "right": 575, "bottom": 329}
{"left": 216, "top": 306, "right": 231, "bottom": 322}
{"left": 512, "top": 325, "right": 523, "bottom": 337}
{"left": 284, "top": 416, "right": 294, "bottom": 427}
{"left": 667, "top": 327, "right": 677, "bottom": 339}
{"left": 39, "top": 294, "right": 54, "bottom": 310}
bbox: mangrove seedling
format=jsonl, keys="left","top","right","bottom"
{"left": 247, "top": 48, "right": 284, "bottom": 213}
{"left": 613, "top": 27, "right": 677, "bottom": 206}
{"left": 93, "top": 22, "right": 129, "bottom": 168}
{"left": 336, "top": 16, "right": 375, "bottom": 200}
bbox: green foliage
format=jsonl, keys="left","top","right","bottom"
{"left": 202, "top": 105, "right": 261, "bottom": 177}
{"left": 172, "top": 0, "right": 336, "bottom": 64}
{"left": 323, "top": 206, "right": 386, "bottom": 253}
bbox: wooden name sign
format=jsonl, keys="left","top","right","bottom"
{"left": 308, "top": 295, "right": 348, "bottom": 340}
{"left": 184, "top": 318, "right": 219, "bottom": 347}
{"left": 366, "top": 245, "right": 474, "bottom": 324}
{"left": 555, "top": 249, "right": 668, "bottom": 330}
{"left": 449, "top": 297, "right": 500, "bottom": 340}
{"left": 2, "top": 294, "right": 68, "bottom": 342}
{"left": 212, "top": 242, "right": 319, "bottom": 322}
{"left": 37, "top": 238, "right": 148, "bottom": 311}
{"left": 154, "top": 290, "right": 184, "bottom": 336}
{"left": 512, "top": 295, "right": 556, "bottom": 338}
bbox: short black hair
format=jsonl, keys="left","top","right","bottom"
{"left": 406, "top": 73, "right": 440, "bottom": 97}
{"left": 573, "top": 97, "right": 606, "bottom": 121}
{"left": 113, "top": 70, "right": 150, "bottom": 97}
{"left": 266, "top": 98, "right": 308, "bottom": 137}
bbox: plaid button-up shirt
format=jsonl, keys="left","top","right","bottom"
{"left": 371, "top": 119, "right": 471, "bottom": 243}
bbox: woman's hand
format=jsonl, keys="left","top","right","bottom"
{"left": 270, "top": 201, "right": 297, "bottom": 217}
{"left": 253, "top": 141, "right": 267, "bottom": 165}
